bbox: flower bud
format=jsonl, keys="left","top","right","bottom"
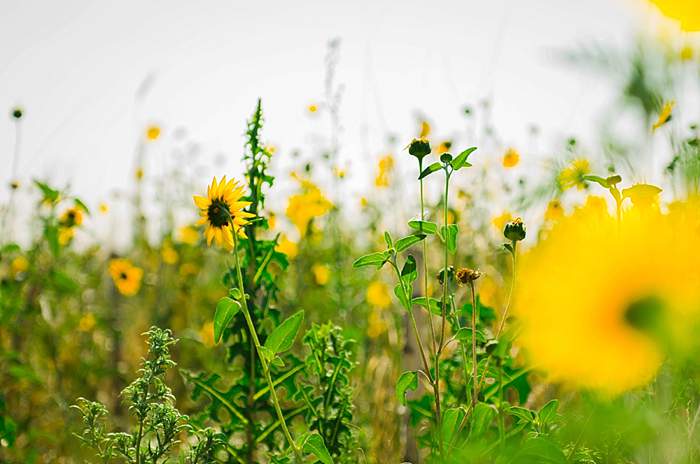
{"left": 11, "top": 107, "right": 22, "bottom": 120}
{"left": 456, "top": 267, "right": 482, "bottom": 284}
{"left": 440, "top": 153, "right": 453, "bottom": 164}
{"left": 504, "top": 217, "right": 526, "bottom": 242}
{"left": 408, "top": 138, "right": 431, "bottom": 160}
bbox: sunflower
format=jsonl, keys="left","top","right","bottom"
{"left": 366, "top": 281, "right": 392, "bottom": 309}
{"left": 374, "top": 154, "right": 395, "bottom": 188}
{"left": 108, "top": 259, "right": 143, "bottom": 297}
{"left": 647, "top": 0, "right": 700, "bottom": 31}
{"left": 59, "top": 207, "right": 83, "bottom": 228}
{"left": 193, "top": 176, "right": 254, "bottom": 250}
{"left": 558, "top": 158, "right": 591, "bottom": 191}
{"left": 502, "top": 147, "right": 520, "bottom": 168}
{"left": 514, "top": 197, "right": 700, "bottom": 395}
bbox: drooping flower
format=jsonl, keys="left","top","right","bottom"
{"left": 193, "top": 176, "right": 254, "bottom": 250}
{"left": 108, "top": 259, "right": 144, "bottom": 297}
{"left": 366, "top": 281, "right": 392, "bottom": 309}
{"left": 559, "top": 158, "right": 591, "bottom": 191}
{"left": 514, "top": 197, "right": 700, "bottom": 395}
{"left": 502, "top": 147, "right": 520, "bottom": 168}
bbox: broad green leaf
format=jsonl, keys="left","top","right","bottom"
{"left": 418, "top": 162, "right": 442, "bottom": 180}
{"left": 439, "top": 224, "right": 459, "bottom": 254}
{"left": 408, "top": 219, "right": 437, "bottom": 235}
{"left": 400, "top": 256, "right": 417, "bottom": 288}
{"left": 450, "top": 146, "right": 477, "bottom": 170}
{"left": 538, "top": 399, "right": 559, "bottom": 426}
{"left": 214, "top": 297, "right": 241, "bottom": 343}
{"left": 441, "top": 407, "right": 466, "bottom": 444}
{"left": 395, "top": 234, "right": 425, "bottom": 252}
{"left": 34, "top": 180, "right": 59, "bottom": 203}
{"left": 302, "top": 432, "right": 333, "bottom": 464}
{"left": 264, "top": 310, "right": 304, "bottom": 355}
{"left": 394, "top": 283, "right": 411, "bottom": 310}
{"left": 509, "top": 437, "right": 567, "bottom": 464}
{"left": 470, "top": 402, "right": 497, "bottom": 438}
{"left": 396, "top": 371, "right": 418, "bottom": 405}
{"left": 0, "top": 243, "right": 21, "bottom": 255}
{"left": 454, "top": 327, "right": 486, "bottom": 344}
{"left": 508, "top": 406, "right": 535, "bottom": 423}
{"left": 412, "top": 296, "right": 442, "bottom": 315}
{"left": 352, "top": 251, "right": 389, "bottom": 269}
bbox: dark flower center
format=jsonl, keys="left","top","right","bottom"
{"left": 119, "top": 271, "right": 128, "bottom": 280}
{"left": 207, "top": 198, "right": 231, "bottom": 228}
{"left": 624, "top": 295, "right": 663, "bottom": 333}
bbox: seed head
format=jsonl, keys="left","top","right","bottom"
{"left": 504, "top": 217, "right": 526, "bottom": 242}
{"left": 408, "top": 138, "right": 431, "bottom": 160}
{"left": 456, "top": 267, "right": 482, "bottom": 284}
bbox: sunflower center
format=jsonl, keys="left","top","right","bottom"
{"left": 207, "top": 198, "right": 231, "bottom": 228}
{"left": 119, "top": 271, "right": 128, "bottom": 280}
{"left": 624, "top": 295, "right": 664, "bottom": 333}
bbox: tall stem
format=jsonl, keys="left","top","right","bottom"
{"left": 469, "top": 280, "right": 478, "bottom": 409}
{"left": 232, "top": 232, "right": 303, "bottom": 462}
{"left": 434, "top": 170, "right": 451, "bottom": 428}
{"left": 419, "top": 162, "right": 437, "bottom": 356}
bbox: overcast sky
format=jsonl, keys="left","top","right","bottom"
{"left": 0, "top": 0, "right": 668, "bottom": 216}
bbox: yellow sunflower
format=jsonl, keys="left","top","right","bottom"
{"left": 193, "top": 176, "right": 254, "bottom": 250}
{"left": 374, "top": 154, "right": 395, "bottom": 188}
{"left": 559, "top": 158, "right": 591, "bottom": 191}
{"left": 514, "top": 197, "right": 700, "bottom": 396}
{"left": 502, "top": 147, "right": 520, "bottom": 168}
{"left": 647, "top": 0, "right": 700, "bottom": 31}
{"left": 59, "top": 207, "right": 83, "bottom": 228}
{"left": 366, "top": 280, "right": 392, "bottom": 309}
{"left": 108, "top": 259, "right": 143, "bottom": 297}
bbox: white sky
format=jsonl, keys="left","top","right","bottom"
{"left": 0, "top": 0, "right": 667, "bottom": 220}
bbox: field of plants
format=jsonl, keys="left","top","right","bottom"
{"left": 1, "top": 1, "right": 700, "bottom": 463}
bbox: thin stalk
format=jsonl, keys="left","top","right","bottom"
{"left": 419, "top": 160, "right": 437, "bottom": 356}
{"left": 231, "top": 232, "right": 303, "bottom": 463}
{"left": 449, "top": 295, "right": 470, "bottom": 401}
{"left": 468, "top": 280, "right": 478, "bottom": 409}
{"left": 434, "top": 169, "right": 451, "bottom": 429}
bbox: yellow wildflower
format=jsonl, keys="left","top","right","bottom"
{"left": 58, "top": 227, "right": 75, "bottom": 246}
{"left": 307, "top": 104, "right": 318, "bottom": 113}
{"left": 99, "top": 202, "right": 109, "bottom": 214}
{"left": 108, "top": 259, "right": 143, "bottom": 297}
{"left": 285, "top": 174, "right": 332, "bottom": 235}
{"left": 366, "top": 281, "right": 392, "bottom": 309}
{"left": 193, "top": 176, "right": 254, "bottom": 250}
{"left": 647, "top": 0, "right": 700, "bottom": 32}
{"left": 360, "top": 197, "right": 369, "bottom": 208}
{"left": 146, "top": 125, "right": 161, "bottom": 141}
{"left": 680, "top": 44, "right": 694, "bottom": 61}
{"left": 419, "top": 120, "right": 431, "bottom": 138}
{"left": 333, "top": 166, "right": 346, "bottom": 179}
{"left": 544, "top": 199, "right": 564, "bottom": 221}
{"left": 367, "top": 310, "right": 388, "bottom": 339}
{"left": 312, "top": 264, "right": 330, "bottom": 285}
{"left": 652, "top": 101, "right": 675, "bottom": 131}
{"left": 374, "top": 154, "right": 394, "bottom": 188}
{"left": 10, "top": 256, "right": 29, "bottom": 276}
{"left": 437, "top": 140, "right": 452, "bottom": 154}
{"left": 276, "top": 234, "right": 298, "bottom": 259}
{"left": 59, "top": 207, "right": 83, "bottom": 228}
{"left": 78, "top": 313, "right": 96, "bottom": 332}
{"left": 559, "top": 158, "right": 591, "bottom": 191}
{"left": 492, "top": 212, "right": 513, "bottom": 232}
{"left": 177, "top": 225, "right": 199, "bottom": 245}
{"left": 502, "top": 147, "right": 520, "bottom": 168}
{"left": 161, "top": 243, "right": 179, "bottom": 265}
{"left": 135, "top": 167, "right": 144, "bottom": 181}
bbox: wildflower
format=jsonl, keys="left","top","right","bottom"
{"left": 193, "top": 176, "right": 254, "bottom": 250}
{"left": 10, "top": 180, "right": 19, "bottom": 190}
{"left": 108, "top": 259, "right": 143, "bottom": 297}
{"left": 266, "top": 144, "right": 277, "bottom": 155}
{"left": 407, "top": 138, "right": 431, "bottom": 161}
{"left": 559, "top": 158, "right": 591, "bottom": 191}
{"left": 312, "top": 264, "right": 330, "bottom": 285}
{"left": 59, "top": 207, "right": 83, "bottom": 228}
{"left": 647, "top": 0, "right": 700, "bottom": 32}
{"left": 492, "top": 212, "right": 513, "bottom": 233}
{"left": 161, "top": 243, "right": 179, "bottom": 265}
{"left": 544, "top": 200, "right": 564, "bottom": 221}
{"left": 146, "top": 125, "right": 161, "bottom": 141}
{"left": 502, "top": 147, "right": 520, "bottom": 168}
{"left": 135, "top": 167, "right": 144, "bottom": 181}
{"left": 436, "top": 140, "right": 452, "bottom": 155}
{"left": 360, "top": 197, "right": 369, "bottom": 208}
{"left": 307, "top": 104, "right": 318, "bottom": 113}
{"left": 367, "top": 311, "right": 387, "bottom": 339}
{"left": 179, "top": 262, "right": 199, "bottom": 278}
{"left": 99, "top": 202, "right": 109, "bottom": 214}
{"left": 504, "top": 218, "right": 526, "bottom": 242}
{"left": 514, "top": 198, "right": 700, "bottom": 395}
{"left": 177, "top": 225, "right": 199, "bottom": 245}
{"left": 374, "top": 154, "right": 395, "bottom": 188}
{"left": 285, "top": 174, "right": 332, "bottom": 235}
{"left": 419, "top": 120, "right": 431, "bottom": 138}
{"left": 456, "top": 267, "right": 482, "bottom": 284}
{"left": 200, "top": 321, "right": 215, "bottom": 347}
{"left": 10, "top": 256, "right": 29, "bottom": 276}
{"left": 366, "top": 281, "right": 392, "bottom": 309}
{"left": 652, "top": 101, "right": 675, "bottom": 131}
{"left": 333, "top": 166, "right": 346, "bottom": 179}
{"left": 268, "top": 212, "right": 277, "bottom": 230}
{"left": 78, "top": 313, "right": 96, "bottom": 332}
{"left": 680, "top": 44, "right": 694, "bottom": 61}
{"left": 276, "top": 234, "right": 298, "bottom": 259}
{"left": 58, "top": 227, "right": 75, "bottom": 246}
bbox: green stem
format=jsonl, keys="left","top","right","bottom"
{"left": 232, "top": 232, "right": 303, "bottom": 462}
{"left": 419, "top": 160, "right": 437, "bottom": 356}
{"left": 435, "top": 169, "right": 451, "bottom": 429}
{"left": 469, "top": 280, "right": 478, "bottom": 409}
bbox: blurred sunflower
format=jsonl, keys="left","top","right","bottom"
{"left": 647, "top": 0, "right": 700, "bottom": 31}
{"left": 514, "top": 196, "right": 700, "bottom": 395}
{"left": 502, "top": 147, "right": 520, "bottom": 168}
{"left": 285, "top": 173, "right": 332, "bottom": 235}
{"left": 312, "top": 264, "right": 331, "bottom": 285}
{"left": 193, "top": 176, "right": 254, "bottom": 250}
{"left": 374, "top": 154, "right": 395, "bottom": 188}
{"left": 559, "top": 158, "right": 591, "bottom": 191}
{"left": 59, "top": 206, "right": 83, "bottom": 228}
{"left": 366, "top": 280, "right": 392, "bottom": 309}
{"left": 276, "top": 234, "right": 298, "bottom": 259}
{"left": 108, "top": 259, "right": 143, "bottom": 297}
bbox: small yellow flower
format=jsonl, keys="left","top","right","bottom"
{"left": 58, "top": 227, "right": 75, "bottom": 246}
{"left": 502, "top": 147, "right": 520, "bottom": 168}
{"left": 268, "top": 212, "right": 277, "bottom": 230}
{"left": 366, "top": 281, "right": 392, "bottom": 309}
{"left": 276, "top": 234, "right": 298, "bottom": 259}
{"left": 146, "top": 125, "right": 161, "bottom": 141}
{"left": 544, "top": 199, "right": 564, "bottom": 221}
{"left": 266, "top": 145, "right": 277, "bottom": 155}
{"left": 99, "top": 202, "right": 109, "bottom": 214}
{"left": 680, "top": 44, "right": 694, "bottom": 61}
{"left": 60, "top": 207, "right": 83, "bottom": 228}
{"left": 312, "top": 264, "right": 330, "bottom": 285}
{"left": 193, "top": 176, "right": 254, "bottom": 250}
{"left": 179, "top": 262, "right": 199, "bottom": 278}
{"left": 307, "top": 104, "right": 318, "bottom": 114}
{"left": 10, "top": 256, "right": 29, "bottom": 276}
{"left": 374, "top": 154, "right": 394, "bottom": 188}
{"left": 559, "top": 158, "right": 591, "bottom": 191}
{"left": 492, "top": 212, "right": 513, "bottom": 232}
{"left": 367, "top": 310, "right": 388, "bottom": 339}
{"left": 177, "top": 225, "right": 199, "bottom": 245}
{"left": 333, "top": 166, "right": 346, "bottom": 179}
{"left": 78, "top": 313, "right": 96, "bottom": 332}
{"left": 419, "top": 120, "right": 431, "bottom": 138}
{"left": 135, "top": 167, "right": 144, "bottom": 181}
{"left": 200, "top": 321, "right": 215, "bottom": 347}
{"left": 436, "top": 140, "right": 452, "bottom": 154}
{"left": 10, "top": 180, "right": 20, "bottom": 190}
{"left": 108, "top": 259, "right": 143, "bottom": 297}
{"left": 652, "top": 101, "right": 675, "bottom": 131}
{"left": 161, "top": 243, "right": 179, "bottom": 265}
{"left": 647, "top": 0, "right": 700, "bottom": 32}
{"left": 360, "top": 197, "right": 369, "bottom": 208}
{"left": 285, "top": 174, "right": 332, "bottom": 235}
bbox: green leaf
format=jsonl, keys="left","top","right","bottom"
{"left": 418, "top": 162, "right": 442, "bottom": 180}
{"left": 394, "top": 284, "right": 411, "bottom": 310}
{"left": 352, "top": 251, "right": 389, "bottom": 269}
{"left": 213, "top": 297, "right": 241, "bottom": 343}
{"left": 538, "top": 399, "right": 559, "bottom": 426}
{"left": 302, "top": 432, "right": 334, "bottom": 464}
{"left": 450, "top": 146, "right": 477, "bottom": 170}
{"left": 395, "top": 234, "right": 426, "bottom": 252}
{"left": 264, "top": 310, "right": 304, "bottom": 355}
{"left": 509, "top": 406, "right": 535, "bottom": 423}
{"left": 454, "top": 327, "right": 486, "bottom": 344}
{"left": 400, "top": 256, "right": 417, "bottom": 288}
{"left": 396, "top": 371, "right": 418, "bottom": 405}
{"left": 439, "top": 224, "right": 459, "bottom": 254}
{"left": 441, "top": 407, "right": 466, "bottom": 444}
{"left": 384, "top": 231, "right": 393, "bottom": 248}
{"left": 412, "top": 297, "right": 442, "bottom": 315}
{"left": 470, "top": 403, "right": 497, "bottom": 438}
{"left": 73, "top": 198, "right": 90, "bottom": 214}
{"left": 34, "top": 180, "right": 59, "bottom": 203}
{"left": 509, "top": 437, "right": 567, "bottom": 464}
{"left": 45, "top": 224, "right": 59, "bottom": 256}
{"left": 408, "top": 219, "right": 437, "bottom": 235}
